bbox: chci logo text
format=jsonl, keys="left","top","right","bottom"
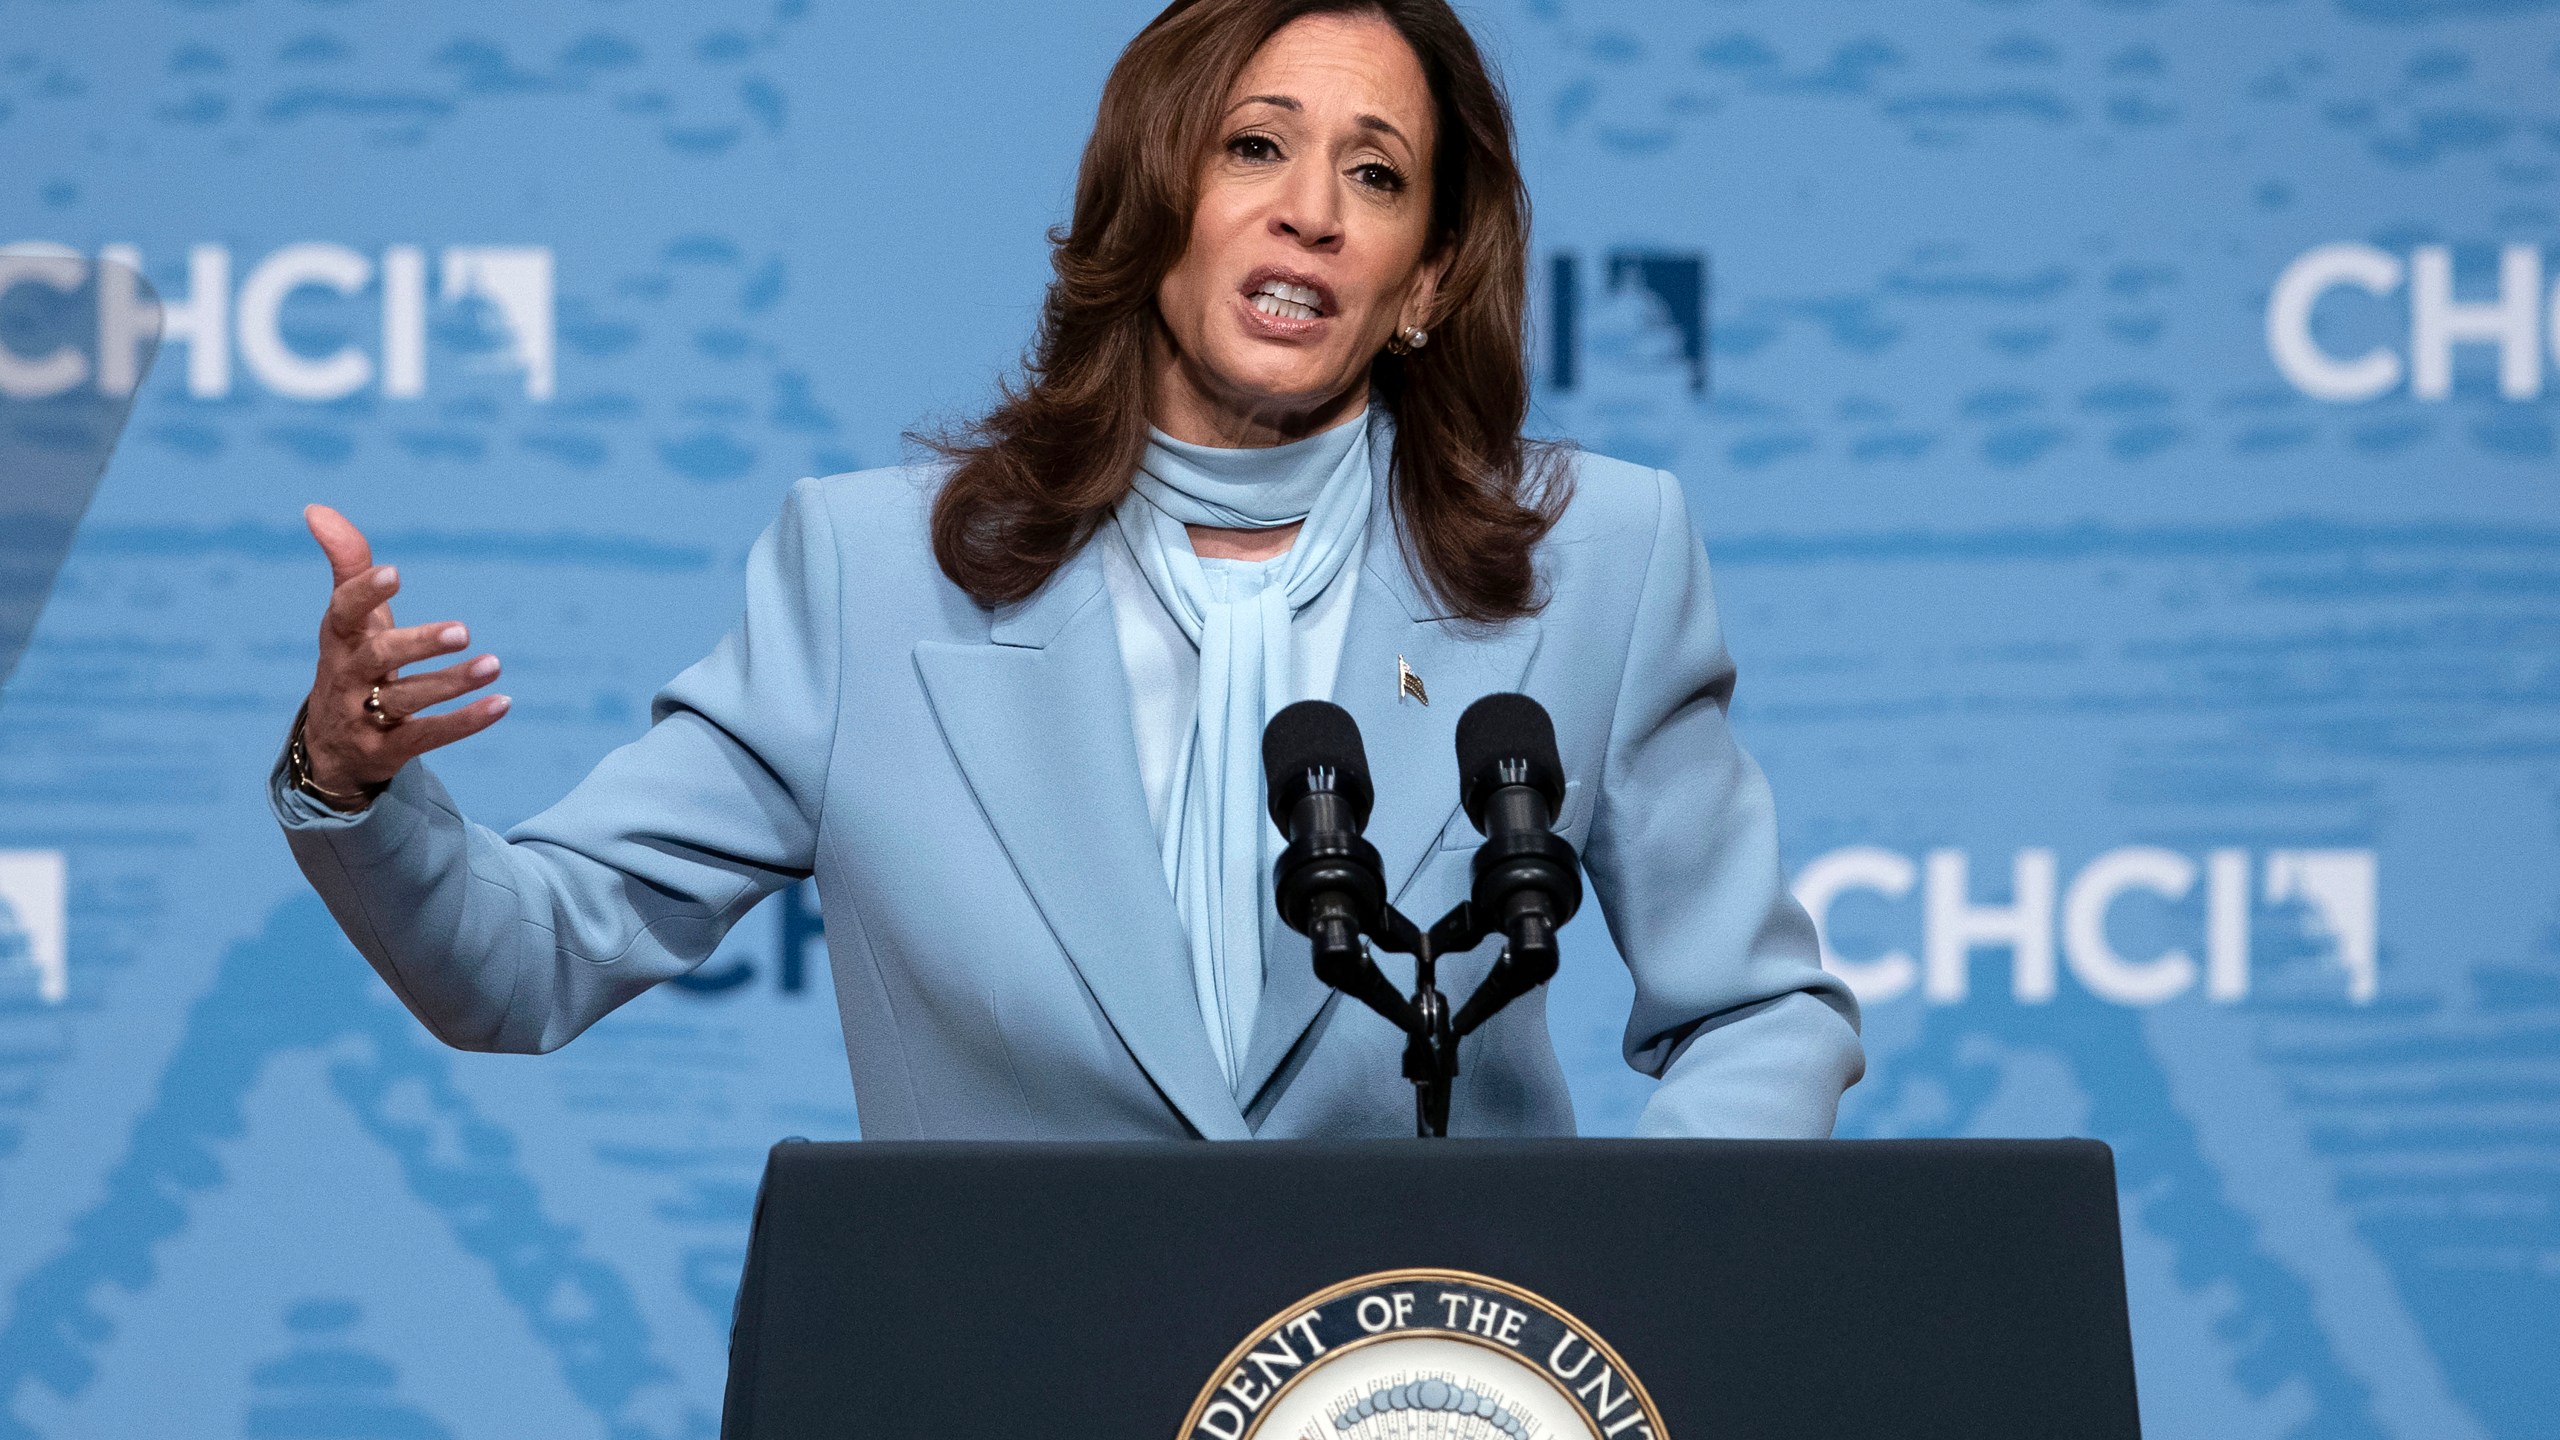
{"left": 2269, "top": 241, "right": 2557, "bottom": 402}
{"left": 0, "top": 242, "right": 553, "bottom": 402}
{"left": 1793, "top": 846, "right": 2378, "bottom": 1007}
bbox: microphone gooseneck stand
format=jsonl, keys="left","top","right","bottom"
{"left": 1266, "top": 695, "right": 1583, "bottom": 1138}
{"left": 1343, "top": 898, "right": 1540, "bottom": 1140}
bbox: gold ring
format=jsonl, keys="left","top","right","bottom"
{"left": 363, "top": 683, "right": 405, "bottom": 730}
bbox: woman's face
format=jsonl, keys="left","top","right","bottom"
{"left": 1150, "top": 12, "right": 1445, "bottom": 444}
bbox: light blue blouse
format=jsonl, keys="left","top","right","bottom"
{"left": 1098, "top": 415, "right": 1367, "bottom": 845}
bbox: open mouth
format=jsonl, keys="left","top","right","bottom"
{"left": 1243, "top": 271, "right": 1333, "bottom": 322}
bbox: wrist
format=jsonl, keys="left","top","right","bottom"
{"left": 287, "top": 702, "right": 386, "bottom": 813}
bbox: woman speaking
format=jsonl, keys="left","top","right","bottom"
{"left": 270, "top": 0, "right": 1862, "bottom": 1140}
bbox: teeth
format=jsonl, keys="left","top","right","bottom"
{"left": 1252, "top": 280, "right": 1323, "bottom": 315}
{"left": 1253, "top": 293, "right": 1320, "bottom": 321}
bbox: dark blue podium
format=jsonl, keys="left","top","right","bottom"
{"left": 720, "top": 1139, "right": 2140, "bottom": 1439}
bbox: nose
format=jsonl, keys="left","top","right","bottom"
{"left": 1267, "top": 162, "right": 1345, "bottom": 253}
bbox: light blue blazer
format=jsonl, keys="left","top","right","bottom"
{"left": 270, "top": 436, "right": 1863, "bottom": 1141}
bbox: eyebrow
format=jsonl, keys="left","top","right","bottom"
{"left": 1233, "top": 93, "right": 1413, "bottom": 148}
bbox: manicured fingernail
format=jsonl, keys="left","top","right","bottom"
{"left": 373, "top": 565, "right": 396, "bottom": 585}
{"left": 468, "top": 655, "right": 499, "bottom": 679}
{"left": 439, "top": 625, "right": 467, "bottom": 648}
{"left": 489, "top": 694, "right": 511, "bottom": 714}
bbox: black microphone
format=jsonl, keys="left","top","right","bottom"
{"left": 1451, "top": 693, "right": 1583, "bottom": 1035}
{"left": 1263, "top": 701, "right": 1414, "bottom": 1030}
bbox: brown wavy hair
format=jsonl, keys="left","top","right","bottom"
{"left": 926, "top": 0, "right": 1564, "bottom": 623}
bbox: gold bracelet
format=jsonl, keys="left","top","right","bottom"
{"left": 286, "top": 703, "right": 383, "bottom": 809}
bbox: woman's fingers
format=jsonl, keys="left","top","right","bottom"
{"left": 323, "top": 563, "right": 400, "bottom": 643}
{"left": 302, "top": 678, "right": 507, "bottom": 791}
{"left": 373, "top": 653, "right": 500, "bottom": 716}
{"left": 380, "top": 693, "right": 511, "bottom": 758}
{"left": 297, "top": 508, "right": 510, "bottom": 789}
{"left": 311, "top": 507, "right": 398, "bottom": 645}
{"left": 305, "top": 504, "right": 376, "bottom": 585}
{"left": 350, "top": 619, "right": 470, "bottom": 680}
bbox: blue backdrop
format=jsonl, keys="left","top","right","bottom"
{"left": 2, "top": 1, "right": 2553, "bottom": 1436}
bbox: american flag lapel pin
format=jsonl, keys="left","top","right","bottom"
{"left": 1396, "top": 654, "right": 1429, "bottom": 705}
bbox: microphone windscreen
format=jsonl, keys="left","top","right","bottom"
{"left": 1456, "top": 692, "right": 1565, "bottom": 812}
{"left": 1263, "top": 700, "right": 1373, "bottom": 829}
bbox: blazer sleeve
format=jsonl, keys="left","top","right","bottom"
{"left": 1582, "top": 468, "right": 1865, "bottom": 1138}
{"left": 266, "top": 477, "right": 843, "bottom": 1054}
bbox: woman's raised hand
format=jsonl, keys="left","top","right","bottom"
{"left": 297, "top": 504, "right": 510, "bottom": 804}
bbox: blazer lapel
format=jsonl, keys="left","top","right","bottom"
{"left": 913, "top": 547, "right": 1249, "bottom": 1141}
{"left": 1235, "top": 465, "right": 1544, "bottom": 1110}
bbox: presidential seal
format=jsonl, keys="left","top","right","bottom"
{"left": 1179, "top": 1269, "right": 1667, "bottom": 1440}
